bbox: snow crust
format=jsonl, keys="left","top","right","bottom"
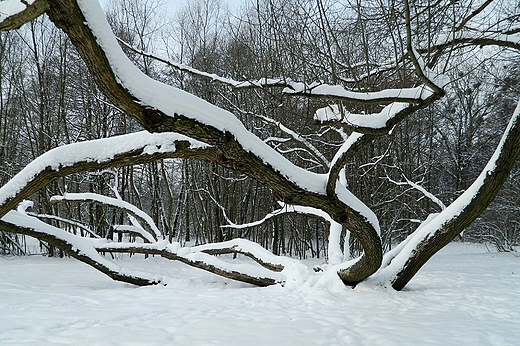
{"left": 1, "top": 243, "right": 519, "bottom": 345}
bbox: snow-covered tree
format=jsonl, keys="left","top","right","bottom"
{"left": 0, "top": 0, "right": 519, "bottom": 290}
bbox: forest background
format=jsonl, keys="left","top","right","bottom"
{"left": 0, "top": 0, "right": 518, "bottom": 263}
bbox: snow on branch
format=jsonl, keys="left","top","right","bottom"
{"left": 94, "top": 241, "right": 283, "bottom": 287}
{"left": 314, "top": 102, "right": 410, "bottom": 132}
{"left": 0, "top": 0, "right": 47, "bottom": 31}
{"left": 250, "top": 113, "right": 330, "bottom": 169}
{"left": 0, "top": 211, "right": 161, "bottom": 286}
{"left": 284, "top": 81, "right": 436, "bottom": 104}
{"left": 117, "top": 38, "right": 288, "bottom": 90}
{"left": 190, "top": 238, "right": 299, "bottom": 272}
{"left": 117, "top": 35, "right": 437, "bottom": 106}
{"left": 50, "top": 192, "right": 161, "bottom": 242}
{"left": 380, "top": 98, "right": 520, "bottom": 290}
{"left": 384, "top": 171, "right": 446, "bottom": 211}
{"left": 0, "top": 131, "right": 210, "bottom": 219}
{"left": 429, "top": 29, "right": 520, "bottom": 52}
{"left": 27, "top": 212, "right": 100, "bottom": 239}
{"left": 112, "top": 225, "right": 153, "bottom": 242}
{"left": 404, "top": 0, "right": 446, "bottom": 94}
{"left": 1, "top": 210, "right": 284, "bottom": 287}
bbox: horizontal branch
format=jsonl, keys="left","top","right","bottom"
{"left": 427, "top": 30, "right": 520, "bottom": 53}
{"left": 1, "top": 211, "right": 282, "bottom": 287}
{"left": 283, "top": 82, "right": 435, "bottom": 104}
{"left": 119, "top": 37, "right": 436, "bottom": 106}
{"left": 0, "top": 131, "right": 213, "bottom": 219}
{"left": 95, "top": 244, "right": 281, "bottom": 287}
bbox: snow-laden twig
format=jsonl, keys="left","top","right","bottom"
{"left": 252, "top": 113, "right": 330, "bottom": 169}
{"left": 112, "top": 225, "right": 154, "bottom": 242}
{"left": 117, "top": 38, "right": 288, "bottom": 89}
{"left": 403, "top": 0, "right": 447, "bottom": 94}
{"left": 385, "top": 175, "right": 446, "bottom": 211}
{"left": 429, "top": 29, "right": 520, "bottom": 52}
{"left": 50, "top": 192, "right": 161, "bottom": 242}
{"left": 27, "top": 212, "right": 100, "bottom": 239}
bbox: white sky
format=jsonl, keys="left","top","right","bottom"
{"left": 99, "top": 0, "right": 246, "bottom": 15}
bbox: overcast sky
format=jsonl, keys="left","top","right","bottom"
{"left": 100, "top": 0, "right": 246, "bottom": 15}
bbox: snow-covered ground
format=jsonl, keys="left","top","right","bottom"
{"left": 0, "top": 243, "right": 519, "bottom": 346}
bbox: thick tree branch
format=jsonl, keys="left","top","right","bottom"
{"left": 0, "top": 211, "right": 158, "bottom": 286}
{"left": 0, "top": 131, "right": 215, "bottom": 219}
{"left": 43, "top": 0, "right": 383, "bottom": 285}
{"left": 0, "top": 0, "right": 48, "bottom": 31}
{"left": 1, "top": 211, "right": 281, "bottom": 287}
{"left": 94, "top": 244, "right": 280, "bottom": 287}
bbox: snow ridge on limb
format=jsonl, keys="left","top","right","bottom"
{"left": 0, "top": 131, "right": 211, "bottom": 219}
{"left": 283, "top": 82, "right": 436, "bottom": 104}
{"left": 27, "top": 212, "right": 100, "bottom": 239}
{"left": 117, "top": 37, "right": 435, "bottom": 106}
{"left": 94, "top": 242, "right": 283, "bottom": 287}
{"left": 385, "top": 175, "right": 446, "bottom": 211}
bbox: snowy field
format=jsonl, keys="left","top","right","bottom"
{"left": 1, "top": 243, "right": 519, "bottom": 346}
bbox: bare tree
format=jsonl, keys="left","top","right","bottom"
{"left": 0, "top": 0, "right": 519, "bottom": 291}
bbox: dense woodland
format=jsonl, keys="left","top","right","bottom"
{"left": 0, "top": 0, "right": 519, "bottom": 289}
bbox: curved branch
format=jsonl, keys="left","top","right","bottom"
{"left": 51, "top": 192, "right": 161, "bottom": 242}
{"left": 0, "top": 211, "right": 158, "bottom": 286}
{"left": 27, "top": 212, "right": 100, "bottom": 238}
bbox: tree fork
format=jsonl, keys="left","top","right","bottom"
{"left": 43, "top": 0, "right": 383, "bottom": 285}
